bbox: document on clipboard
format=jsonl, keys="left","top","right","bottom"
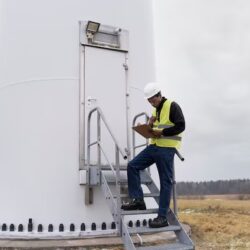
{"left": 132, "top": 124, "right": 154, "bottom": 139}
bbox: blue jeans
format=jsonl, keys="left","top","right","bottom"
{"left": 127, "top": 145, "right": 176, "bottom": 217}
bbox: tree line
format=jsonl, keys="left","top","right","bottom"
{"left": 176, "top": 179, "right": 250, "bottom": 195}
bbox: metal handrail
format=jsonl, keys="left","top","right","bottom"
{"left": 175, "top": 150, "right": 185, "bottom": 161}
{"left": 173, "top": 149, "right": 185, "bottom": 216}
{"left": 132, "top": 112, "right": 149, "bottom": 158}
{"left": 87, "top": 106, "right": 126, "bottom": 235}
{"left": 88, "top": 107, "right": 127, "bottom": 162}
{"left": 98, "top": 142, "right": 116, "bottom": 176}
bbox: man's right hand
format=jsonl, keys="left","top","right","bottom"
{"left": 148, "top": 116, "right": 156, "bottom": 127}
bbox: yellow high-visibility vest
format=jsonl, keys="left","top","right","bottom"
{"left": 150, "top": 99, "right": 182, "bottom": 149}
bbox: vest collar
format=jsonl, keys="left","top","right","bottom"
{"left": 156, "top": 97, "right": 167, "bottom": 121}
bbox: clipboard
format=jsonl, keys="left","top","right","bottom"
{"left": 132, "top": 124, "right": 154, "bottom": 139}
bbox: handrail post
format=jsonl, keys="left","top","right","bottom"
{"left": 132, "top": 112, "right": 151, "bottom": 176}
{"left": 87, "top": 112, "right": 91, "bottom": 167}
{"left": 172, "top": 150, "right": 184, "bottom": 217}
{"left": 132, "top": 112, "right": 149, "bottom": 158}
{"left": 86, "top": 108, "right": 94, "bottom": 204}
{"left": 115, "top": 145, "right": 122, "bottom": 236}
{"left": 97, "top": 112, "right": 101, "bottom": 166}
{"left": 172, "top": 161, "right": 178, "bottom": 216}
{"left": 97, "top": 112, "right": 101, "bottom": 185}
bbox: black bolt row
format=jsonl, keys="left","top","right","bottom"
{"left": 0, "top": 221, "right": 117, "bottom": 232}
{"left": 127, "top": 219, "right": 149, "bottom": 228}
{"left": 1, "top": 219, "right": 151, "bottom": 232}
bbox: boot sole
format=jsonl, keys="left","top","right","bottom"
{"left": 121, "top": 205, "right": 146, "bottom": 211}
{"left": 149, "top": 223, "right": 169, "bottom": 228}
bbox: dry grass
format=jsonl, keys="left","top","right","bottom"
{"left": 177, "top": 198, "right": 250, "bottom": 250}
{"left": 178, "top": 194, "right": 250, "bottom": 200}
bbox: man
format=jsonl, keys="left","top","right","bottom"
{"left": 121, "top": 82, "right": 185, "bottom": 228}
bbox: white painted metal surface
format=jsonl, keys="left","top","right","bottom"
{"left": 0, "top": 0, "right": 155, "bottom": 234}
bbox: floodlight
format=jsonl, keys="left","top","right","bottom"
{"left": 86, "top": 21, "right": 100, "bottom": 34}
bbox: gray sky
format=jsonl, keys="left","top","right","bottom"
{"left": 154, "top": 0, "right": 250, "bottom": 181}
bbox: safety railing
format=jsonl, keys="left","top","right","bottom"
{"left": 172, "top": 150, "right": 184, "bottom": 216}
{"left": 132, "top": 112, "right": 149, "bottom": 158}
{"left": 87, "top": 107, "right": 127, "bottom": 235}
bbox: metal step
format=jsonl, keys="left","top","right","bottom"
{"left": 100, "top": 164, "right": 127, "bottom": 171}
{"left": 115, "top": 193, "right": 160, "bottom": 198}
{"left": 128, "top": 225, "right": 181, "bottom": 234}
{"left": 105, "top": 174, "right": 152, "bottom": 185}
{"left": 136, "top": 242, "right": 194, "bottom": 250}
{"left": 121, "top": 208, "right": 158, "bottom": 215}
{"left": 84, "top": 164, "right": 127, "bottom": 171}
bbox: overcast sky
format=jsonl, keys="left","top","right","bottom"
{"left": 153, "top": 0, "right": 250, "bottom": 181}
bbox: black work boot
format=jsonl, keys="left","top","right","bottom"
{"left": 149, "top": 216, "right": 169, "bottom": 228}
{"left": 121, "top": 198, "right": 146, "bottom": 210}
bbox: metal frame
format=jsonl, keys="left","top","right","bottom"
{"left": 124, "top": 53, "right": 131, "bottom": 161}
{"left": 86, "top": 107, "right": 127, "bottom": 236}
{"left": 121, "top": 219, "right": 136, "bottom": 250}
{"left": 79, "top": 44, "right": 85, "bottom": 169}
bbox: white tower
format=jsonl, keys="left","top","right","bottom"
{"left": 0, "top": 0, "right": 155, "bottom": 236}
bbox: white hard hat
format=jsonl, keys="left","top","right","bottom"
{"left": 143, "top": 82, "right": 161, "bottom": 99}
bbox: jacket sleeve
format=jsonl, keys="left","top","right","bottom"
{"left": 162, "top": 101, "right": 185, "bottom": 136}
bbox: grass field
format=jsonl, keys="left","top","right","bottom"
{"left": 177, "top": 196, "right": 250, "bottom": 250}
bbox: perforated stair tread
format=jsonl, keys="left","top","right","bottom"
{"left": 104, "top": 172, "right": 152, "bottom": 185}
{"left": 115, "top": 193, "right": 160, "bottom": 198}
{"left": 100, "top": 164, "right": 127, "bottom": 170}
{"left": 100, "top": 165, "right": 195, "bottom": 250}
{"left": 128, "top": 225, "right": 181, "bottom": 234}
{"left": 121, "top": 208, "right": 158, "bottom": 215}
{"left": 136, "top": 242, "right": 194, "bottom": 250}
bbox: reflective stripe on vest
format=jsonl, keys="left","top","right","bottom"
{"left": 161, "top": 135, "right": 182, "bottom": 141}
{"left": 157, "top": 125, "right": 182, "bottom": 141}
{"left": 157, "top": 125, "right": 173, "bottom": 129}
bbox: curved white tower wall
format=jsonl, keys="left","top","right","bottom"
{"left": 0, "top": 0, "right": 155, "bottom": 236}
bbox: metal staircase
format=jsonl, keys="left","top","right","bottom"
{"left": 86, "top": 107, "right": 195, "bottom": 250}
